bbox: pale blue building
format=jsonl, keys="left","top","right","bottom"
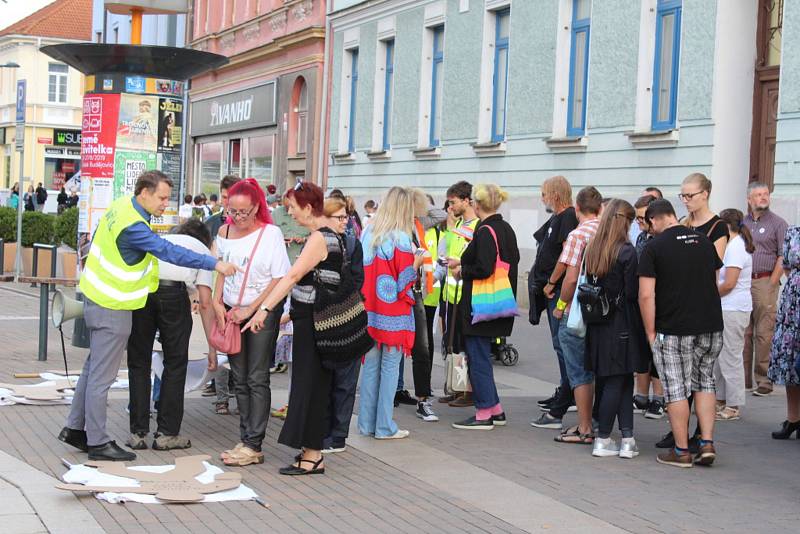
{"left": 323, "top": 0, "right": 799, "bottom": 292}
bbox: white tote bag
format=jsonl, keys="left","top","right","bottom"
{"left": 566, "top": 261, "right": 587, "bottom": 338}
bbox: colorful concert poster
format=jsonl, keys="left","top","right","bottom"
{"left": 157, "top": 98, "right": 183, "bottom": 153}
{"left": 117, "top": 94, "right": 158, "bottom": 152}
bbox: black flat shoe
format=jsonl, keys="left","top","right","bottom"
{"left": 58, "top": 427, "right": 88, "bottom": 452}
{"left": 656, "top": 431, "right": 675, "bottom": 449}
{"left": 451, "top": 416, "right": 494, "bottom": 430}
{"left": 492, "top": 413, "right": 507, "bottom": 426}
{"left": 772, "top": 420, "right": 800, "bottom": 440}
{"left": 88, "top": 441, "right": 136, "bottom": 461}
{"left": 279, "top": 456, "right": 325, "bottom": 476}
{"left": 394, "top": 389, "right": 417, "bottom": 406}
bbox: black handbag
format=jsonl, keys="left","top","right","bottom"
{"left": 577, "top": 275, "right": 614, "bottom": 325}
{"left": 312, "top": 231, "right": 375, "bottom": 363}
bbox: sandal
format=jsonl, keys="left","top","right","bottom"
{"left": 222, "top": 446, "right": 264, "bottom": 466}
{"left": 279, "top": 456, "right": 325, "bottom": 476}
{"left": 215, "top": 402, "right": 230, "bottom": 415}
{"left": 715, "top": 406, "right": 740, "bottom": 421}
{"left": 554, "top": 425, "right": 595, "bottom": 444}
{"left": 220, "top": 442, "right": 244, "bottom": 460}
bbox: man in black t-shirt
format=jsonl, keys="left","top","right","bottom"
{"left": 638, "top": 200, "right": 723, "bottom": 469}
{"left": 528, "top": 176, "right": 579, "bottom": 428}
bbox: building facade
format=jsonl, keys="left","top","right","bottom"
{"left": 324, "top": 0, "right": 800, "bottom": 289}
{"left": 187, "top": 0, "right": 326, "bottom": 196}
{"left": 0, "top": 0, "right": 91, "bottom": 200}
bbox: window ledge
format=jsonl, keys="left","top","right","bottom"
{"left": 366, "top": 149, "right": 392, "bottom": 160}
{"left": 412, "top": 146, "right": 441, "bottom": 158}
{"left": 471, "top": 141, "right": 507, "bottom": 156}
{"left": 332, "top": 152, "right": 356, "bottom": 163}
{"left": 625, "top": 129, "right": 679, "bottom": 148}
{"left": 545, "top": 136, "right": 588, "bottom": 152}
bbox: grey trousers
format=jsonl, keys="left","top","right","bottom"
{"left": 66, "top": 298, "right": 132, "bottom": 446}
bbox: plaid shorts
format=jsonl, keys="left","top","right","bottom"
{"left": 651, "top": 331, "right": 723, "bottom": 403}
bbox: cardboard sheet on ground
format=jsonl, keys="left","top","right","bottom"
{"left": 152, "top": 351, "right": 228, "bottom": 393}
{"left": 59, "top": 455, "right": 257, "bottom": 504}
{"left": 0, "top": 380, "right": 74, "bottom": 405}
{"left": 39, "top": 372, "right": 129, "bottom": 390}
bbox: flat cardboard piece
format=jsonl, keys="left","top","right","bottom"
{"left": 0, "top": 380, "right": 75, "bottom": 401}
{"left": 56, "top": 455, "right": 243, "bottom": 503}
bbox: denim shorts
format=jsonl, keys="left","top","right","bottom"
{"left": 558, "top": 315, "right": 594, "bottom": 387}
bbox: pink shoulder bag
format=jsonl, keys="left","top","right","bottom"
{"left": 209, "top": 225, "right": 266, "bottom": 355}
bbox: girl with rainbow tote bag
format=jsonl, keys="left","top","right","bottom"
{"left": 471, "top": 226, "right": 518, "bottom": 324}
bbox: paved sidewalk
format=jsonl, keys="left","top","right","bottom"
{"left": 1, "top": 283, "right": 799, "bottom": 533}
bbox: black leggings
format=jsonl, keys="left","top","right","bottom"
{"left": 596, "top": 374, "right": 634, "bottom": 439}
{"left": 412, "top": 305, "right": 437, "bottom": 398}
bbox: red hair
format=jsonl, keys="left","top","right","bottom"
{"left": 285, "top": 181, "right": 324, "bottom": 216}
{"left": 226, "top": 178, "right": 273, "bottom": 225}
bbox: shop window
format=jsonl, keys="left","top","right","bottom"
{"left": 228, "top": 138, "right": 241, "bottom": 176}
{"left": 567, "top": 0, "right": 591, "bottom": 137}
{"left": 198, "top": 141, "right": 223, "bottom": 196}
{"left": 652, "top": 0, "right": 682, "bottom": 131}
{"left": 247, "top": 135, "right": 274, "bottom": 189}
{"left": 48, "top": 63, "right": 68, "bottom": 104}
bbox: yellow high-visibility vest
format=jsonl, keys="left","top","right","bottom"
{"left": 443, "top": 217, "right": 478, "bottom": 304}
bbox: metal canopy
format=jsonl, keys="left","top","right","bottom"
{"left": 39, "top": 44, "right": 228, "bottom": 80}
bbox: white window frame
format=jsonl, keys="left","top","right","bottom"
{"left": 336, "top": 28, "right": 361, "bottom": 156}
{"left": 476, "top": 0, "right": 511, "bottom": 146}
{"left": 48, "top": 63, "right": 68, "bottom": 104}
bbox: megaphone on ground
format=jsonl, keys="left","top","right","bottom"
{"left": 52, "top": 289, "right": 84, "bottom": 328}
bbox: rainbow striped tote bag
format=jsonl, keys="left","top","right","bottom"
{"left": 471, "top": 225, "right": 519, "bottom": 324}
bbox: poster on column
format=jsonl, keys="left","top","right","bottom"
{"left": 152, "top": 151, "right": 182, "bottom": 233}
{"left": 114, "top": 150, "right": 157, "bottom": 198}
{"left": 157, "top": 98, "right": 183, "bottom": 153}
{"left": 117, "top": 94, "right": 158, "bottom": 152}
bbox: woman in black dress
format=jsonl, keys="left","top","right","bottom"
{"left": 584, "top": 199, "right": 649, "bottom": 459}
{"left": 242, "top": 181, "right": 346, "bottom": 476}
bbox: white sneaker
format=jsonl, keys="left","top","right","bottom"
{"left": 592, "top": 437, "right": 620, "bottom": 457}
{"left": 375, "top": 429, "right": 409, "bottom": 440}
{"left": 416, "top": 400, "right": 439, "bottom": 422}
{"left": 619, "top": 437, "right": 639, "bottom": 459}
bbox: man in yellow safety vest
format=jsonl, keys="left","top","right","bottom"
{"left": 58, "top": 170, "right": 239, "bottom": 461}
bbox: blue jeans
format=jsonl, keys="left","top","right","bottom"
{"left": 465, "top": 336, "right": 500, "bottom": 410}
{"left": 546, "top": 290, "right": 569, "bottom": 388}
{"left": 396, "top": 357, "right": 405, "bottom": 391}
{"left": 358, "top": 344, "right": 402, "bottom": 438}
{"left": 558, "top": 315, "right": 594, "bottom": 388}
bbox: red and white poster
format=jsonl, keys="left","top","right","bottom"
{"left": 81, "top": 93, "right": 120, "bottom": 179}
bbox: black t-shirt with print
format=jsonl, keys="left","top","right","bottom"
{"left": 637, "top": 225, "right": 724, "bottom": 335}
{"left": 532, "top": 207, "right": 579, "bottom": 288}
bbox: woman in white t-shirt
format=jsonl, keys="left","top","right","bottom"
{"left": 715, "top": 208, "right": 755, "bottom": 421}
{"left": 213, "top": 179, "right": 290, "bottom": 466}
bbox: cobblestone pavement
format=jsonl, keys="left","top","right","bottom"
{"left": 0, "top": 283, "right": 798, "bottom": 533}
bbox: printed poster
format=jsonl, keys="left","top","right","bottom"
{"left": 81, "top": 93, "right": 120, "bottom": 179}
{"left": 114, "top": 150, "right": 157, "bottom": 198}
{"left": 157, "top": 98, "right": 183, "bottom": 152}
{"left": 117, "top": 94, "right": 158, "bottom": 152}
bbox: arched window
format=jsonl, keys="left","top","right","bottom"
{"left": 294, "top": 78, "right": 308, "bottom": 155}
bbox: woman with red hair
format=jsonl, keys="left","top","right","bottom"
{"left": 213, "top": 178, "right": 290, "bottom": 466}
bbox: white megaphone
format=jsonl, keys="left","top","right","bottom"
{"left": 52, "top": 289, "right": 84, "bottom": 328}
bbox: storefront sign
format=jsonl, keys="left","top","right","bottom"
{"left": 38, "top": 137, "right": 53, "bottom": 144}
{"left": 45, "top": 147, "right": 65, "bottom": 155}
{"left": 54, "top": 129, "right": 82, "bottom": 146}
{"left": 191, "top": 82, "right": 276, "bottom": 136}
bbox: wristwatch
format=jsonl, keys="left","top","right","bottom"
{"left": 259, "top": 305, "right": 272, "bottom": 314}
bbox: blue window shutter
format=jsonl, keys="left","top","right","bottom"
{"left": 491, "top": 8, "right": 511, "bottom": 143}
{"left": 383, "top": 40, "right": 394, "bottom": 151}
{"left": 429, "top": 26, "right": 444, "bottom": 147}
{"left": 651, "top": 0, "right": 682, "bottom": 131}
{"left": 566, "top": 0, "right": 591, "bottom": 137}
{"left": 348, "top": 49, "right": 359, "bottom": 153}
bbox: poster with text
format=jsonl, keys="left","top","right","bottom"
{"left": 81, "top": 93, "right": 120, "bottom": 179}
{"left": 157, "top": 98, "right": 183, "bottom": 153}
{"left": 114, "top": 150, "right": 157, "bottom": 198}
{"left": 117, "top": 94, "right": 158, "bottom": 152}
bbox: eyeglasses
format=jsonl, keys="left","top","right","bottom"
{"left": 331, "top": 215, "right": 348, "bottom": 222}
{"left": 678, "top": 191, "right": 705, "bottom": 201}
{"left": 227, "top": 206, "right": 255, "bottom": 219}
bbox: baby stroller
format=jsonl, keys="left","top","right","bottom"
{"left": 490, "top": 337, "right": 519, "bottom": 366}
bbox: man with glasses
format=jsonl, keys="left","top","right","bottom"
{"left": 638, "top": 200, "right": 723, "bottom": 468}
{"left": 743, "top": 182, "right": 788, "bottom": 396}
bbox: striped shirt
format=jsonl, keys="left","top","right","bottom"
{"left": 558, "top": 217, "right": 600, "bottom": 267}
{"left": 744, "top": 209, "right": 788, "bottom": 275}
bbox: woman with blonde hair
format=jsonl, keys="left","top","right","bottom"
{"left": 448, "top": 184, "right": 520, "bottom": 430}
{"left": 584, "top": 199, "right": 649, "bottom": 458}
{"left": 358, "top": 187, "right": 425, "bottom": 439}
{"left": 680, "top": 173, "right": 728, "bottom": 261}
